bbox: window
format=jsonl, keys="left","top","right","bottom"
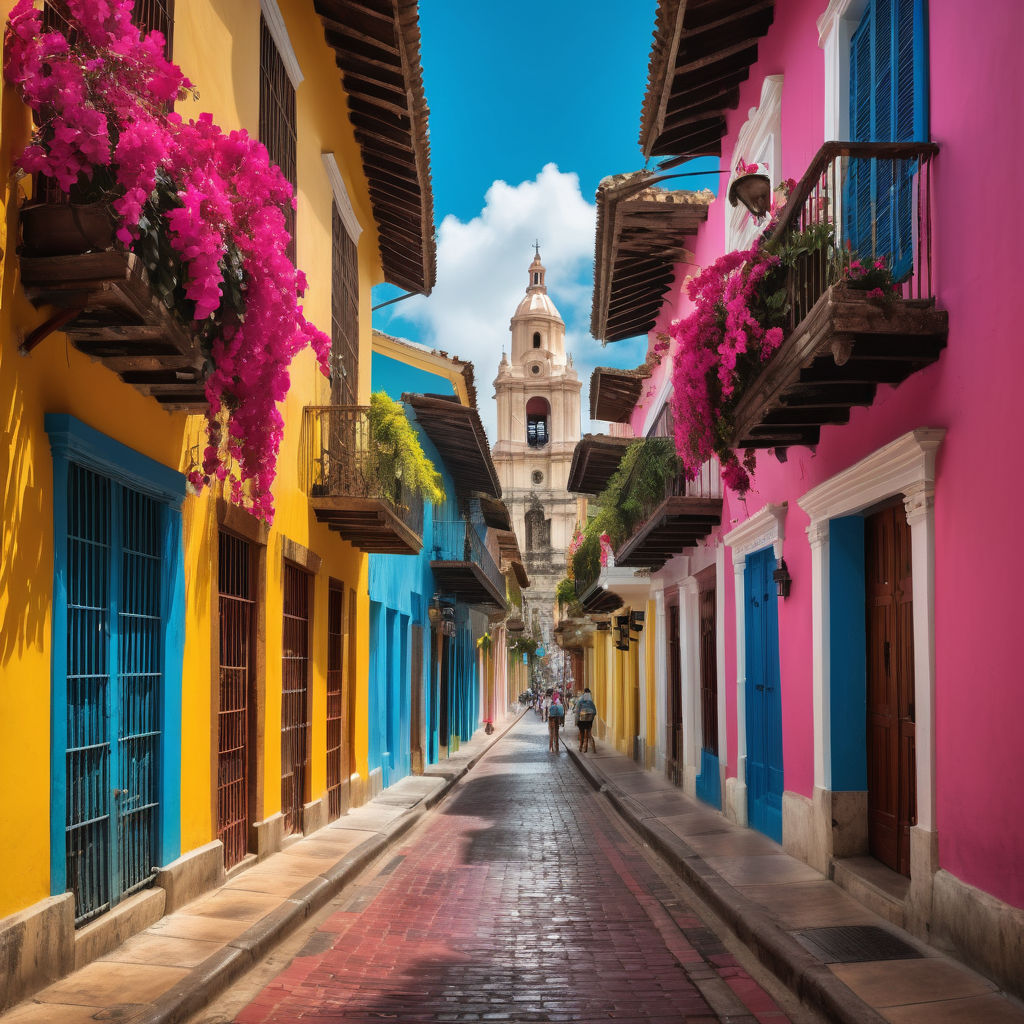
{"left": 526, "top": 396, "right": 550, "bottom": 447}
{"left": 533, "top": 272, "right": 540, "bottom": 285}
{"left": 260, "top": 14, "right": 297, "bottom": 262}
{"left": 848, "top": 0, "right": 925, "bottom": 278}
{"left": 532, "top": 332, "right": 541, "bottom": 349}
{"left": 132, "top": 0, "right": 175, "bottom": 56}
{"left": 331, "top": 206, "right": 359, "bottom": 405}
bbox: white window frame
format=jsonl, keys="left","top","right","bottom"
{"left": 818, "top": 0, "right": 871, "bottom": 141}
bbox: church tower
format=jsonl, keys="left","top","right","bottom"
{"left": 493, "top": 249, "right": 583, "bottom": 655}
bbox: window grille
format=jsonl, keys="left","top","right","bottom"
{"left": 281, "top": 562, "right": 310, "bottom": 835}
{"left": 331, "top": 207, "right": 359, "bottom": 405}
{"left": 259, "top": 14, "right": 297, "bottom": 263}
{"left": 217, "top": 530, "right": 253, "bottom": 869}
{"left": 65, "top": 465, "right": 163, "bottom": 925}
{"left": 326, "top": 581, "right": 346, "bottom": 819}
{"left": 526, "top": 415, "right": 548, "bottom": 447}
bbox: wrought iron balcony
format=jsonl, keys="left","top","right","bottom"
{"left": 302, "top": 405, "right": 424, "bottom": 554}
{"left": 430, "top": 520, "right": 507, "bottom": 611}
{"left": 731, "top": 141, "right": 949, "bottom": 453}
{"left": 614, "top": 459, "right": 723, "bottom": 570}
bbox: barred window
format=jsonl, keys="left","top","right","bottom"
{"left": 259, "top": 14, "right": 297, "bottom": 263}
{"left": 331, "top": 207, "right": 359, "bottom": 405}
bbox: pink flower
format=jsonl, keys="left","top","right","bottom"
{"left": 867, "top": 287, "right": 885, "bottom": 299}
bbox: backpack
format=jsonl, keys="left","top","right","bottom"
{"left": 577, "top": 698, "right": 596, "bottom": 723}
{"left": 549, "top": 702, "right": 564, "bottom": 719}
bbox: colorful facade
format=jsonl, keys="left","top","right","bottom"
{"left": 566, "top": 0, "right": 1024, "bottom": 997}
{"left": 0, "top": 0, "right": 437, "bottom": 1008}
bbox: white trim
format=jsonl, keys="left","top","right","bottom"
{"left": 322, "top": 153, "right": 364, "bottom": 243}
{"left": 260, "top": 0, "right": 304, "bottom": 90}
{"left": 798, "top": 428, "right": 945, "bottom": 832}
{"left": 680, "top": 576, "right": 701, "bottom": 771}
{"left": 723, "top": 502, "right": 787, "bottom": 560}
{"left": 818, "top": 0, "right": 869, "bottom": 141}
{"left": 653, "top": 584, "right": 668, "bottom": 767}
{"left": 639, "top": 362, "right": 674, "bottom": 438}
{"left": 714, "top": 543, "right": 728, "bottom": 766}
{"left": 726, "top": 75, "right": 783, "bottom": 252}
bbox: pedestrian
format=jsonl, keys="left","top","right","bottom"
{"left": 548, "top": 691, "right": 565, "bottom": 752}
{"left": 542, "top": 689, "right": 552, "bottom": 722}
{"left": 575, "top": 687, "right": 597, "bottom": 752}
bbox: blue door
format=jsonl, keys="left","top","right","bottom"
{"left": 64, "top": 464, "right": 163, "bottom": 924}
{"left": 745, "top": 548, "right": 784, "bottom": 842}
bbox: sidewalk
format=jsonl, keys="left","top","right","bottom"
{"left": 564, "top": 739, "right": 1024, "bottom": 1024}
{"left": 0, "top": 714, "right": 524, "bottom": 1024}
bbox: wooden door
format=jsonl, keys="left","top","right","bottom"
{"left": 281, "top": 563, "right": 311, "bottom": 836}
{"left": 667, "top": 603, "right": 682, "bottom": 767}
{"left": 326, "top": 581, "right": 345, "bottom": 819}
{"left": 865, "top": 504, "right": 916, "bottom": 875}
{"left": 699, "top": 585, "right": 718, "bottom": 756}
{"left": 745, "top": 548, "right": 784, "bottom": 842}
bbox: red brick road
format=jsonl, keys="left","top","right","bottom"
{"left": 234, "top": 718, "right": 792, "bottom": 1023}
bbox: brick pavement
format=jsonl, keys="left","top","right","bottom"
{"left": 232, "top": 716, "right": 792, "bottom": 1024}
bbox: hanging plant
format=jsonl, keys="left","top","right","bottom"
{"left": 476, "top": 633, "right": 492, "bottom": 656}
{"left": 367, "top": 392, "right": 445, "bottom": 504}
{"left": 3, "top": 0, "right": 331, "bottom": 522}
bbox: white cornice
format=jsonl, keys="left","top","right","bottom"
{"left": 260, "top": 0, "right": 304, "bottom": 90}
{"left": 723, "top": 502, "right": 787, "bottom": 559}
{"left": 322, "top": 153, "right": 363, "bottom": 243}
{"left": 798, "top": 429, "right": 945, "bottom": 523}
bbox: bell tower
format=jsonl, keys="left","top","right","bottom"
{"left": 493, "top": 249, "right": 583, "bottom": 656}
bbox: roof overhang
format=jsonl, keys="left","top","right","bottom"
{"left": 591, "top": 172, "right": 711, "bottom": 343}
{"left": 372, "top": 330, "right": 474, "bottom": 406}
{"left": 590, "top": 366, "right": 650, "bottom": 423}
{"left": 478, "top": 496, "right": 512, "bottom": 532}
{"left": 567, "top": 434, "right": 635, "bottom": 495}
{"left": 403, "top": 393, "right": 501, "bottom": 498}
{"left": 638, "top": 0, "right": 775, "bottom": 167}
{"left": 315, "top": 0, "right": 436, "bottom": 293}
{"left": 494, "top": 529, "right": 530, "bottom": 589}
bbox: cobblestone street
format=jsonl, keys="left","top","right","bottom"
{"left": 217, "top": 716, "right": 799, "bottom": 1023}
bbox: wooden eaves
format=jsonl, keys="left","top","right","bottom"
{"left": 591, "top": 171, "right": 711, "bottom": 343}
{"left": 590, "top": 365, "right": 650, "bottom": 423}
{"left": 638, "top": 0, "right": 775, "bottom": 167}
{"left": 567, "top": 433, "right": 635, "bottom": 495}
{"left": 402, "top": 392, "right": 502, "bottom": 499}
{"left": 314, "top": 0, "right": 436, "bottom": 293}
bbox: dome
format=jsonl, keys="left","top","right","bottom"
{"left": 514, "top": 289, "right": 563, "bottom": 321}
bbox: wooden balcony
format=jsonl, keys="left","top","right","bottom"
{"left": 731, "top": 142, "right": 948, "bottom": 453}
{"left": 614, "top": 461, "right": 723, "bottom": 571}
{"left": 19, "top": 244, "right": 207, "bottom": 410}
{"left": 302, "top": 406, "right": 424, "bottom": 554}
{"left": 431, "top": 521, "right": 507, "bottom": 612}
{"left": 567, "top": 433, "right": 635, "bottom": 495}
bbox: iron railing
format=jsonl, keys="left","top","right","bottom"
{"left": 302, "top": 405, "right": 425, "bottom": 538}
{"left": 765, "top": 141, "right": 939, "bottom": 332}
{"left": 432, "top": 521, "right": 505, "bottom": 600}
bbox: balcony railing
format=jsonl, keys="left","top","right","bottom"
{"left": 614, "top": 457, "right": 723, "bottom": 570}
{"left": 430, "top": 521, "right": 505, "bottom": 608}
{"left": 732, "top": 142, "right": 949, "bottom": 452}
{"left": 302, "top": 405, "right": 424, "bottom": 554}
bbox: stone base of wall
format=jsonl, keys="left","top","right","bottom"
{"left": 724, "top": 776, "right": 747, "bottom": 827}
{"left": 154, "top": 840, "right": 226, "bottom": 915}
{"left": 254, "top": 811, "right": 285, "bottom": 860}
{"left": 682, "top": 764, "right": 698, "bottom": 800}
{"left": 932, "top": 868, "right": 1024, "bottom": 1001}
{"left": 0, "top": 893, "right": 75, "bottom": 1012}
{"left": 302, "top": 797, "right": 327, "bottom": 837}
{"left": 74, "top": 887, "right": 165, "bottom": 970}
{"left": 366, "top": 767, "right": 383, "bottom": 802}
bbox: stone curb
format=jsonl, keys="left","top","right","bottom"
{"left": 130, "top": 710, "right": 526, "bottom": 1024}
{"left": 564, "top": 745, "right": 886, "bottom": 1024}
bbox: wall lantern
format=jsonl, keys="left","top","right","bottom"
{"left": 441, "top": 604, "right": 456, "bottom": 637}
{"left": 629, "top": 610, "right": 645, "bottom": 634}
{"left": 728, "top": 163, "right": 772, "bottom": 220}
{"left": 595, "top": 620, "right": 611, "bottom": 631}
{"left": 773, "top": 559, "right": 792, "bottom": 599}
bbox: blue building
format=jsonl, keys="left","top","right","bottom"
{"left": 367, "top": 333, "right": 515, "bottom": 791}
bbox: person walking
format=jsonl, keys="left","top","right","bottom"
{"left": 542, "top": 689, "right": 552, "bottom": 723}
{"left": 548, "top": 691, "right": 565, "bottom": 752}
{"left": 575, "top": 687, "right": 597, "bottom": 752}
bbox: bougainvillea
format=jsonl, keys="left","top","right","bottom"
{"left": 668, "top": 247, "right": 787, "bottom": 494}
{"left": 4, "top": 0, "right": 331, "bottom": 521}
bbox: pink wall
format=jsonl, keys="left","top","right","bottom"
{"left": 641, "top": 0, "right": 1024, "bottom": 907}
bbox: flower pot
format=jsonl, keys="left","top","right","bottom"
{"left": 20, "top": 200, "right": 116, "bottom": 256}
{"left": 728, "top": 173, "right": 772, "bottom": 218}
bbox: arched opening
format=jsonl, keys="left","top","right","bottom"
{"left": 532, "top": 332, "right": 541, "bottom": 349}
{"left": 526, "top": 396, "right": 550, "bottom": 447}
{"left": 533, "top": 272, "right": 540, "bottom": 285}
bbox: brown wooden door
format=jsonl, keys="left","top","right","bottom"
{"left": 699, "top": 586, "right": 718, "bottom": 756}
{"left": 281, "top": 563, "right": 311, "bottom": 836}
{"left": 865, "top": 504, "right": 916, "bottom": 876}
{"left": 326, "top": 581, "right": 346, "bottom": 819}
{"left": 667, "top": 602, "right": 682, "bottom": 764}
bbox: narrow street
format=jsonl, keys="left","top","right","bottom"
{"left": 195, "top": 716, "right": 810, "bottom": 1024}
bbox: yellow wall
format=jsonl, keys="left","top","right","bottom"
{"left": 0, "top": 0, "right": 385, "bottom": 917}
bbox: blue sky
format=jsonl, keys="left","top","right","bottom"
{"left": 372, "top": 0, "right": 721, "bottom": 440}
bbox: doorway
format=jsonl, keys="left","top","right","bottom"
{"left": 696, "top": 570, "right": 721, "bottom": 808}
{"left": 667, "top": 601, "right": 682, "bottom": 779}
{"left": 865, "top": 504, "right": 916, "bottom": 876}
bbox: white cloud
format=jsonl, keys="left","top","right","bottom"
{"left": 380, "top": 163, "right": 648, "bottom": 440}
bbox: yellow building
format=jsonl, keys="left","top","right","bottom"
{"left": 0, "top": 0, "right": 434, "bottom": 1008}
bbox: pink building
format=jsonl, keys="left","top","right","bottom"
{"left": 579, "top": 0, "right": 1023, "bottom": 997}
